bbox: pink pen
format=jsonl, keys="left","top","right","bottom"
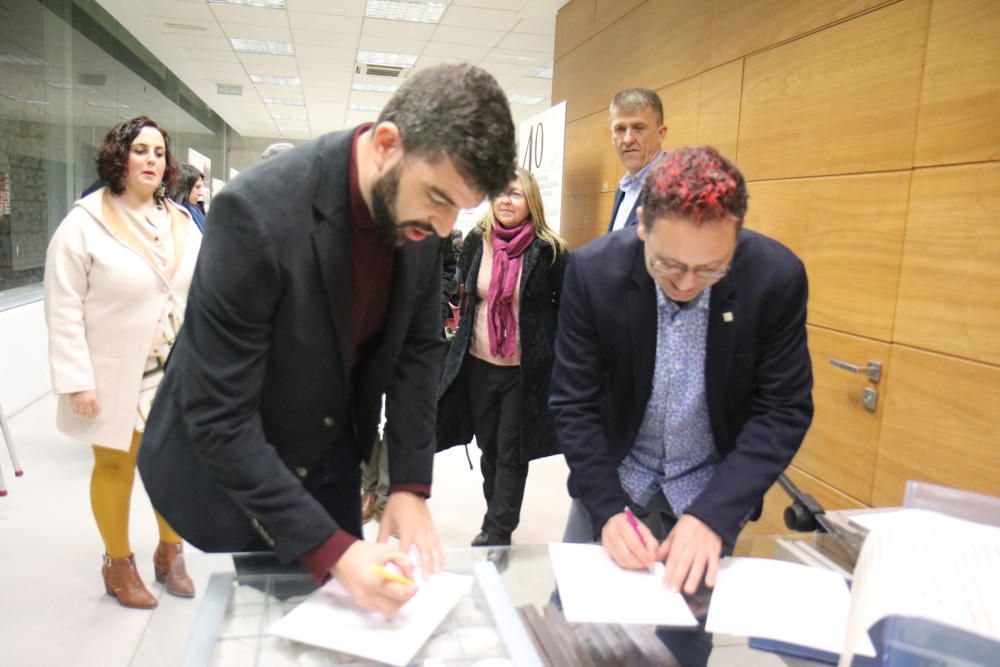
{"left": 624, "top": 506, "right": 656, "bottom": 573}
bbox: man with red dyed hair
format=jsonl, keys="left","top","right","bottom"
{"left": 551, "top": 146, "right": 813, "bottom": 595}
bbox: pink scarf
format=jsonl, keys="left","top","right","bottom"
{"left": 487, "top": 217, "right": 534, "bottom": 358}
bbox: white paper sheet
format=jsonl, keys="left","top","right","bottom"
{"left": 548, "top": 542, "right": 697, "bottom": 626}
{"left": 706, "top": 557, "right": 876, "bottom": 657}
{"left": 268, "top": 572, "right": 472, "bottom": 666}
{"left": 839, "top": 511, "right": 1000, "bottom": 667}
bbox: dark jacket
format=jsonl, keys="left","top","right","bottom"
{"left": 437, "top": 226, "right": 566, "bottom": 464}
{"left": 549, "top": 228, "right": 814, "bottom": 545}
{"left": 137, "top": 129, "right": 445, "bottom": 563}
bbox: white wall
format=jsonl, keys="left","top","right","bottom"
{"left": 0, "top": 300, "right": 51, "bottom": 416}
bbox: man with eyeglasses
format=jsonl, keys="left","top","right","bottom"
{"left": 550, "top": 146, "right": 813, "bottom": 596}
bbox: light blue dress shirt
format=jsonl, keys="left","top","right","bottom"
{"left": 610, "top": 150, "right": 666, "bottom": 232}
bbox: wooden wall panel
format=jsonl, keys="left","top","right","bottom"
{"left": 746, "top": 173, "right": 909, "bottom": 340}
{"left": 595, "top": 0, "right": 644, "bottom": 32}
{"left": 563, "top": 110, "right": 619, "bottom": 196}
{"left": 737, "top": 0, "right": 928, "bottom": 180}
{"left": 894, "top": 163, "right": 1000, "bottom": 365}
{"left": 658, "top": 76, "right": 702, "bottom": 152}
{"left": 697, "top": 61, "right": 742, "bottom": 158}
{"left": 708, "top": 0, "right": 891, "bottom": 68}
{"left": 555, "top": 0, "right": 712, "bottom": 122}
{"left": 914, "top": 0, "right": 1000, "bottom": 166}
{"left": 561, "top": 192, "right": 616, "bottom": 249}
{"left": 793, "top": 327, "right": 888, "bottom": 503}
{"left": 554, "top": 0, "right": 595, "bottom": 60}
{"left": 873, "top": 346, "right": 1000, "bottom": 506}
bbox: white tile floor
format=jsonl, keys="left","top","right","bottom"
{"left": 0, "top": 393, "right": 572, "bottom": 666}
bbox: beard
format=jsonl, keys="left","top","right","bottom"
{"left": 370, "top": 162, "right": 436, "bottom": 247}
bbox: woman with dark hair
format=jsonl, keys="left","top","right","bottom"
{"left": 44, "top": 116, "right": 202, "bottom": 609}
{"left": 169, "top": 164, "right": 205, "bottom": 232}
{"left": 437, "top": 167, "right": 568, "bottom": 547}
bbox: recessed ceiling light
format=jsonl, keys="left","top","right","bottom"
{"left": 217, "top": 83, "right": 243, "bottom": 96}
{"left": 529, "top": 65, "right": 553, "bottom": 79}
{"left": 509, "top": 94, "right": 543, "bottom": 105}
{"left": 348, "top": 103, "right": 380, "bottom": 111}
{"left": 0, "top": 53, "right": 48, "bottom": 66}
{"left": 164, "top": 22, "right": 208, "bottom": 31}
{"left": 357, "top": 50, "right": 417, "bottom": 68}
{"left": 230, "top": 38, "right": 294, "bottom": 56}
{"left": 263, "top": 96, "right": 305, "bottom": 106}
{"left": 272, "top": 113, "right": 306, "bottom": 120}
{"left": 351, "top": 82, "right": 398, "bottom": 94}
{"left": 210, "top": 0, "right": 286, "bottom": 8}
{"left": 250, "top": 74, "right": 300, "bottom": 86}
{"left": 365, "top": 0, "right": 446, "bottom": 24}
{"left": 84, "top": 100, "right": 131, "bottom": 109}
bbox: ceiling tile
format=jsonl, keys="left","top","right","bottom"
{"left": 344, "top": 109, "right": 378, "bottom": 126}
{"left": 482, "top": 48, "right": 547, "bottom": 66}
{"left": 209, "top": 4, "right": 289, "bottom": 27}
{"left": 477, "top": 61, "right": 535, "bottom": 78}
{"left": 356, "top": 34, "right": 426, "bottom": 55}
{"left": 441, "top": 6, "right": 518, "bottom": 31}
{"left": 288, "top": 11, "right": 363, "bottom": 32}
{"left": 254, "top": 84, "right": 306, "bottom": 98}
{"left": 287, "top": 0, "right": 365, "bottom": 16}
{"left": 295, "top": 44, "right": 356, "bottom": 65}
{"left": 292, "top": 28, "right": 359, "bottom": 48}
{"left": 362, "top": 18, "right": 435, "bottom": 41}
{"left": 420, "top": 42, "right": 491, "bottom": 61}
{"left": 347, "top": 90, "right": 392, "bottom": 107}
{"left": 142, "top": 0, "right": 215, "bottom": 21}
{"left": 161, "top": 20, "right": 225, "bottom": 38}
{"left": 450, "top": 0, "right": 528, "bottom": 9}
{"left": 221, "top": 24, "right": 292, "bottom": 42}
{"left": 508, "top": 75, "right": 553, "bottom": 93}
{"left": 299, "top": 68, "right": 354, "bottom": 83}
{"left": 430, "top": 26, "right": 505, "bottom": 48}
{"left": 237, "top": 53, "right": 298, "bottom": 70}
{"left": 495, "top": 31, "right": 552, "bottom": 54}
{"left": 514, "top": 4, "right": 557, "bottom": 35}
{"left": 169, "top": 35, "right": 232, "bottom": 51}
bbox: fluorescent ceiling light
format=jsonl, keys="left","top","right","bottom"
{"left": 230, "top": 38, "right": 294, "bottom": 56}
{"left": 272, "top": 113, "right": 306, "bottom": 120}
{"left": 529, "top": 65, "right": 553, "bottom": 79}
{"left": 351, "top": 82, "right": 398, "bottom": 94}
{"left": 0, "top": 54, "right": 48, "bottom": 66}
{"left": 366, "top": 1, "right": 446, "bottom": 24}
{"left": 262, "top": 96, "right": 305, "bottom": 106}
{"left": 509, "top": 94, "right": 543, "bottom": 105}
{"left": 47, "top": 81, "right": 97, "bottom": 92}
{"left": 250, "top": 74, "right": 300, "bottom": 86}
{"left": 84, "top": 100, "right": 131, "bottom": 109}
{"left": 357, "top": 50, "right": 417, "bottom": 68}
{"left": 210, "top": 0, "right": 286, "bottom": 8}
{"left": 217, "top": 83, "right": 244, "bottom": 96}
{"left": 348, "top": 103, "right": 380, "bottom": 111}
{"left": 278, "top": 126, "right": 307, "bottom": 132}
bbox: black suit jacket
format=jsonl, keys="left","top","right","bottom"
{"left": 606, "top": 187, "right": 640, "bottom": 232}
{"left": 549, "top": 227, "right": 813, "bottom": 546}
{"left": 138, "top": 129, "right": 445, "bottom": 563}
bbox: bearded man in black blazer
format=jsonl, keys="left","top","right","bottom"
{"left": 550, "top": 146, "right": 813, "bottom": 595}
{"left": 138, "top": 64, "right": 515, "bottom": 615}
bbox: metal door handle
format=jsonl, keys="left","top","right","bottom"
{"left": 829, "top": 358, "right": 882, "bottom": 383}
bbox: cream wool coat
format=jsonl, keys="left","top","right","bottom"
{"left": 44, "top": 188, "right": 201, "bottom": 451}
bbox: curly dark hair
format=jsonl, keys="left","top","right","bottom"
{"left": 96, "top": 116, "right": 178, "bottom": 197}
{"left": 378, "top": 63, "right": 516, "bottom": 200}
{"left": 640, "top": 146, "right": 748, "bottom": 230}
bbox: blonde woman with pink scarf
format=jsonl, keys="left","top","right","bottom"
{"left": 437, "top": 168, "right": 568, "bottom": 546}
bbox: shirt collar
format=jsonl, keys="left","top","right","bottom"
{"left": 655, "top": 283, "right": 712, "bottom": 316}
{"left": 619, "top": 150, "right": 666, "bottom": 192}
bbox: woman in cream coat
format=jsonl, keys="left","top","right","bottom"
{"left": 44, "top": 116, "right": 201, "bottom": 609}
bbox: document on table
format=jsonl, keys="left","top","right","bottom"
{"left": 705, "top": 557, "right": 876, "bottom": 658}
{"left": 839, "top": 510, "right": 1000, "bottom": 667}
{"left": 268, "top": 571, "right": 472, "bottom": 666}
{"left": 547, "top": 542, "right": 697, "bottom": 626}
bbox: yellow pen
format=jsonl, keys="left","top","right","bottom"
{"left": 370, "top": 564, "right": 414, "bottom": 586}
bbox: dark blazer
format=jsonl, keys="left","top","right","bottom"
{"left": 437, "top": 226, "right": 566, "bottom": 464}
{"left": 549, "top": 227, "right": 813, "bottom": 546}
{"left": 606, "top": 187, "right": 640, "bottom": 232}
{"left": 137, "top": 129, "right": 445, "bottom": 563}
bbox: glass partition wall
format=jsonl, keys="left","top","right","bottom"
{"left": 0, "top": 0, "right": 229, "bottom": 305}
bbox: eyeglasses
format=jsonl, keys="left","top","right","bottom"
{"left": 648, "top": 258, "right": 730, "bottom": 281}
{"left": 496, "top": 190, "right": 524, "bottom": 203}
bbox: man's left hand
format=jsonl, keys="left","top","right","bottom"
{"left": 655, "top": 515, "right": 723, "bottom": 594}
{"left": 377, "top": 491, "right": 444, "bottom": 578}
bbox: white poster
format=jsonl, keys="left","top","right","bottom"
{"left": 517, "top": 101, "right": 566, "bottom": 233}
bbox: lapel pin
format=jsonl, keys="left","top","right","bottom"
{"left": 722, "top": 311, "right": 734, "bottom": 323}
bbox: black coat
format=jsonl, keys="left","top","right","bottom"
{"left": 137, "top": 129, "right": 445, "bottom": 563}
{"left": 437, "top": 226, "right": 566, "bottom": 464}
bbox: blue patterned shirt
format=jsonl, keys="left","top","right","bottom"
{"left": 618, "top": 285, "right": 721, "bottom": 515}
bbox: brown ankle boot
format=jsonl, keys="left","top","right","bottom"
{"left": 102, "top": 553, "right": 157, "bottom": 609}
{"left": 154, "top": 541, "right": 195, "bottom": 598}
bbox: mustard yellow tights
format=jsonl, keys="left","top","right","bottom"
{"left": 91, "top": 430, "right": 181, "bottom": 559}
